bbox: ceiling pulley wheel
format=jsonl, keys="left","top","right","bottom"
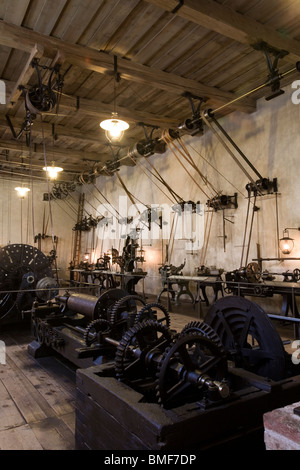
{"left": 25, "top": 86, "right": 56, "bottom": 114}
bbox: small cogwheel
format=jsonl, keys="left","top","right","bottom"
{"left": 114, "top": 320, "right": 174, "bottom": 382}
{"left": 109, "top": 294, "right": 146, "bottom": 326}
{"left": 84, "top": 318, "right": 111, "bottom": 347}
{"left": 155, "top": 330, "right": 228, "bottom": 407}
{"left": 134, "top": 302, "right": 170, "bottom": 327}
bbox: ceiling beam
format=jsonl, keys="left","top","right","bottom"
{"left": 1, "top": 77, "right": 181, "bottom": 128}
{"left": 144, "top": 0, "right": 300, "bottom": 64}
{"left": 57, "top": 93, "right": 180, "bottom": 128}
{"left": 0, "top": 116, "right": 110, "bottom": 147}
{"left": 0, "top": 20, "right": 256, "bottom": 113}
{"left": 8, "top": 43, "right": 44, "bottom": 107}
{"left": 0, "top": 138, "right": 107, "bottom": 166}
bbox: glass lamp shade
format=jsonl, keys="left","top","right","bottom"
{"left": 43, "top": 164, "right": 63, "bottom": 179}
{"left": 279, "top": 230, "right": 294, "bottom": 255}
{"left": 15, "top": 187, "right": 30, "bottom": 198}
{"left": 100, "top": 113, "right": 129, "bottom": 143}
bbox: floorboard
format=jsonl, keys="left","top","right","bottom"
{"left": 0, "top": 324, "right": 77, "bottom": 450}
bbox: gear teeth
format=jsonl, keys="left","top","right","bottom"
{"left": 180, "top": 321, "right": 225, "bottom": 353}
{"left": 155, "top": 329, "right": 227, "bottom": 407}
{"left": 114, "top": 320, "right": 173, "bottom": 382}
{"left": 84, "top": 318, "right": 110, "bottom": 347}
{"left": 134, "top": 302, "right": 170, "bottom": 327}
{"left": 109, "top": 294, "right": 146, "bottom": 325}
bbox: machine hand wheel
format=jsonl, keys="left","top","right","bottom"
{"left": 204, "top": 296, "right": 286, "bottom": 380}
{"left": 0, "top": 244, "right": 53, "bottom": 322}
{"left": 293, "top": 268, "right": 300, "bottom": 282}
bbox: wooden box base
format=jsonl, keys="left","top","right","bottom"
{"left": 75, "top": 363, "right": 300, "bottom": 451}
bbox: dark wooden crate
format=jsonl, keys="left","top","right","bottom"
{"left": 75, "top": 363, "right": 300, "bottom": 451}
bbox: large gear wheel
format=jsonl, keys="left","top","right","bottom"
{"left": 204, "top": 296, "right": 286, "bottom": 380}
{"left": 0, "top": 244, "right": 54, "bottom": 322}
{"left": 155, "top": 329, "right": 228, "bottom": 408}
{"left": 114, "top": 320, "right": 174, "bottom": 384}
{"left": 134, "top": 302, "right": 170, "bottom": 327}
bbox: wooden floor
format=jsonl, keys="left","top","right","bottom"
{"left": 0, "top": 296, "right": 296, "bottom": 450}
{"left": 0, "top": 325, "right": 76, "bottom": 450}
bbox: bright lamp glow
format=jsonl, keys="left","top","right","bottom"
{"left": 279, "top": 229, "right": 294, "bottom": 255}
{"left": 100, "top": 112, "right": 129, "bottom": 143}
{"left": 43, "top": 163, "right": 63, "bottom": 179}
{"left": 15, "top": 187, "right": 30, "bottom": 198}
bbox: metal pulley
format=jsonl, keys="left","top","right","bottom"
{"left": 25, "top": 59, "right": 63, "bottom": 115}
{"left": 25, "top": 86, "right": 56, "bottom": 114}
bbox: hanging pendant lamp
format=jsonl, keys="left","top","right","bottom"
{"left": 100, "top": 56, "right": 129, "bottom": 143}
{"left": 15, "top": 186, "right": 30, "bottom": 198}
{"left": 43, "top": 162, "right": 63, "bottom": 180}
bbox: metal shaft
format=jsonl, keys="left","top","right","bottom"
{"left": 213, "top": 66, "right": 297, "bottom": 115}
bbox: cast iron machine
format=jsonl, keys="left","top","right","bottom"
{"left": 225, "top": 262, "right": 300, "bottom": 286}
{"left": 110, "top": 294, "right": 294, "bottom": 406}
{"left": 74, "top": 294, "right": 300, "bottom": 452}
{"left": 110, "top": 235, "right": 147, "bottom": 294}
{"left": 28, "top": 289, "right": 300, "bottom": 449}
{"left": 224, "top": 262, "right": 300, "bottom": 321}
{"left": 28, "top": 288, "right": 171, "bottom": 368}
{"left": 156, "top": 260, "right": 195, "bottom": 305}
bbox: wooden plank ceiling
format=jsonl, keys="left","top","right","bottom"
{"left": 0, "top": 0, "right": 299, "bottom": 183}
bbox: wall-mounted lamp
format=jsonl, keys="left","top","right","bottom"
{"left": 15, "top": 186, "right": 30, "bottom": 198}
{"left": 279, "top": 227, "right": 300, "bottom": 255}
{"left": 100, "top": 56, "right": 129, "bottom": 143}
{"left": 43, "top": 162, "right": 63, "bottom": 180}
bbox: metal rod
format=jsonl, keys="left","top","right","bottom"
{"left": 201, "top": 113, "right": 258, "bottom": 186}
{"left": 209, "top": 114, "right": 264, "bottom": 181}
{"left": 213, "top": 66, "right": 297, "bottom": 115}
{"left": 275, "top": 192, "right": 280, "bottom": 259}
{"left": 245, "top": 194, "right": 257, "bottom": 266}
{"left": 104, "top": 337, "right": 120, "bottom": 347}
{"left": 253, "top": 257, "right": 300, "bottom": 261}
{"left": 240, "top": 195, "right": 251, "bottom": 268}
{"left": 268, "top": 314, "right": 300, "bottom": 323}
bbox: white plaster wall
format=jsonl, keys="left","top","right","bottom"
{"left": 0, "top": 178, "right": 77, "bottom": 280}
{"left": 81, "top": 82, "right": 300, "bottom": 310}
